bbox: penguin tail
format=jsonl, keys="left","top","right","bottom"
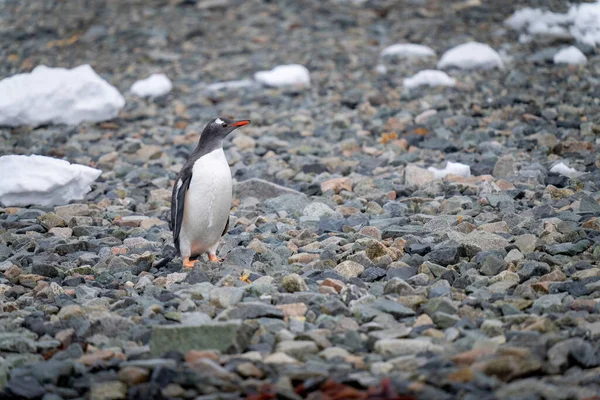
{"left": 153, "top": 245, "right": 178, "bottom": 269}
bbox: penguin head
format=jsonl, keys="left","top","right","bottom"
{"left": 202, "top": 117, "right": 250, "bottom": 141}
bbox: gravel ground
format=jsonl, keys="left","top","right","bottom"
{"left": 1, "top": 0, "right": 600, "bottom": 399}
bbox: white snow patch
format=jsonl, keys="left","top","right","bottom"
{"left": 254, "top": 64, "right": 310, "bottom": 87}
{"left": 403, "top": 70, "right": 456, "bottom": 89}
{"left": 0, "top": 155, "right": 102, "bottom": 207}
{"left": 550, "top": 162, "right": 581, "bottom": 178}
{"left": 380, "top": 43, "right": 436, "bottom": 59}
{"left": 0, "top": 64, "right": 125, "bottom": 127}
{"left": 553, "top": 46, "right": 587, "bottom": 65}
{"left": 130, "top": 73, "right": 172, "bottom": 97}
{"left": 428, "top": 161, "right": 471, "bottom": 179}
{"left": 437, "top": 42, "right": 504, "bottom": 70}
{"left": 505, "top": 2, "right": 600, "bottom": 46}
{"left": 205, "top": 79, "right": 256, "bottom": 92}
{"left": 375, "top": 64, "right": 388, "bottom": 74}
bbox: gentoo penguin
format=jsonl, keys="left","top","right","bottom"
{"left": 170, "top": 117, "right": 250, "bottom": 268}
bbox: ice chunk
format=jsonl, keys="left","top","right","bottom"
{"left": 0, "top": 155, "right": 102, "bottom": 207}
{"left": 205, "top": 79, "right": 257, "bottom": 92}
{"left": 505, "top": 2, "right": 600, "bottom": 46}
{"left": 0, "top": 64, "right": 125, "bottom": 127}
{"left": 130, "top": 73, "right": 173, "bottom": 97}
{"left": 403, "top": 70, "right": 456, "bottom": 89}
{"left": 570, "top": 2, "right": 600, "bottom": 46}
{"left": 505, "top": 7, "right": 571, "bottom": 34}
{"left": 550, "top": 162, "right": 581, "bottom": 178}
{"left": 553, "top": 46, "right": 587, "bottom": 65}
{"left": 375, "top": 64, "right": 388, "bottom": 74}
{"left": 380, "top": 43, "right": 436, "bottom": 59}
{"left": 254, "top": 64, "right": 310, "bottom": 87}
{"left": 437, "top": 42, "right": 504, "bottom": 70}
{"left": 428, "top": 161, "right": 471, "bottom": 179}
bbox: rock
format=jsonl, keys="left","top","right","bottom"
{"left": 49, "top": 227, "right": 73, "bottom": 238}
{"left": 118, "top": 366, "right": 150, "bottom": 386}
{"left": 320, "top": 278, "right": 345, "bottom": 293}
{"left": 303, "top": 202, "right": 334, "bottom": 217}
{"left": 334, "top": 260, "right": 365, "bottom": 279}
{"left": 0, "top": 333, "right": 37, "bottom": 353}
{"left": 150, "top": 320, "right": 254, "bottom": 355}
{"left": 89, "top": 381, "right": 127, "bottom": 400}
{"left": 58, "top": 304, "right": 85, "bottom": 319}
{"left": 276, "top": 340, "right": 319, "bottom": 359}
{"left": 514, "top": 234, "right": 537, "bottom": 253}
{"left": 288, "top": 253, "right": 320, "bottom": 264}
{"left": 276, "top": 303, "right": 308, "bottom": 318}
{"left": 4, "top": 375, "right": 45, "bottom": 399}
{"left": 217, "top": 302, "right": 284, "bottom": 320}
{"left": 424, "top": 297, "right": 458, "bottom": 315}
{"left": 319, "top": 346, "right": 351, "bottom": 361}
{"left": 37, "top": 212, "right": 67, "bottom": 229}
{"left": 493, "top": 155, "right": 516, "bottom": 178}
{"left": 447, "top": 231, "right": 509, "bottom": 257}
{"left": 481, "top": 320, "right": 504, "bottom": 337}
{"left": 374, "top": 338, "right": 443, "bottom": 356}
{"left": 264, "top": 194, "right": 310, "bottom": 214}
{"left": 504, "top": 249, "right": 524, "bottom": 264}
{"left": 371, "top": 299, "right": 415, "bottom": 318}
{"left": 518, "top": 261, "right": 551, "bottom": 282}
{"left": 383, "top": 278, "right": 415, "bottom": 295}
{"left": 79, "top": 349, "right": 116, "bottom": 366}
{"left": 234, "top": 178, "right": 303, "bottom": 201}
{"left": 54, "top": 203, "right": 90, "bottom": 218}
{"left": 209, "top": 286, "right": 245, "bottom": 308}
{"left": 427, "top": 246, "right": 460, "bottom": 266}
{"left": 320, "top": 177, "right": 352, "bottom": 193}
{"left": 405, "top": 165, "right": 434, "bottom": 187}
{"left": 480, "top": 254, "right": 507, "bottom": 276}
{"left": 264, "top": 352, "right": 299, "bottom": 365}
{"left": 281, "top": 273, "right": 309, "bottom": 292}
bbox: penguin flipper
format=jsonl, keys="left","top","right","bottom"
{"left": 171, "top": 172, "right": 192, "bottom": 253}
{"left": 221, "top": 216, "right": 229, "bottom": 237}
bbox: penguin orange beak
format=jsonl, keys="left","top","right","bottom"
{"left": 232, "top": 120, "right": 250, "bottom": 127}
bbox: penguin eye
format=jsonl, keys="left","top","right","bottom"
{"left": 221, "top": 123, "right": 227, "bottom": 128}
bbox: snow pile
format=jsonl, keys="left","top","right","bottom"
{"left": 375, "top": 64, "right": 388, "bottom": 74}
{"left": 205, "top": 79, "right": 256, "bottom": 92}
{"left": 553, "top": 46, "right": 587, "bottom": 65}
{"left": 254, "top": 64, "right": 310, "bottom": 87}
{"left": 505, "top": 2, "right": 600, "bottom": 46}
{"left": 428, "top": 161, "right": 471, "bottom": 179}
{"left": 0, "top": 64, "right": 125, "bottom": 127}
{"left": 130, "top": 73, "right": 173, "bottom": 97}
{"left": 403, "top": 70, "right": 456, "bottom": 89}
{"left": 550, "top": 162, "right": 581, "bottom": 178}
{"left": 505, "top": 7, "right": 571, "bottom": 39}
{"left": 381, "top": 43, "right": 436, "bottom": 59}
{"left": 437, "top": 42, "right": 504, "bottom": 70}
{"left": 0, "top": 155, "right": 102, "bottom": 207}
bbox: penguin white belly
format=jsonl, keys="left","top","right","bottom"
{"left": 179, "top": 148, "right": 232, "bottom": 257}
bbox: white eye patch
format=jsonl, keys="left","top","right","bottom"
{"left": 215, "top": 118, "right": 224, "bottom": 124}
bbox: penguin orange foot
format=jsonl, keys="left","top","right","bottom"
{"left": 208, "top": 254, "right": 222, "bottom": 263}
{"left": 240, "top": 272, "right": 252, "bottom": 284}
{"left": 183, "top": 256, "right": 198, "bottom": 269}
